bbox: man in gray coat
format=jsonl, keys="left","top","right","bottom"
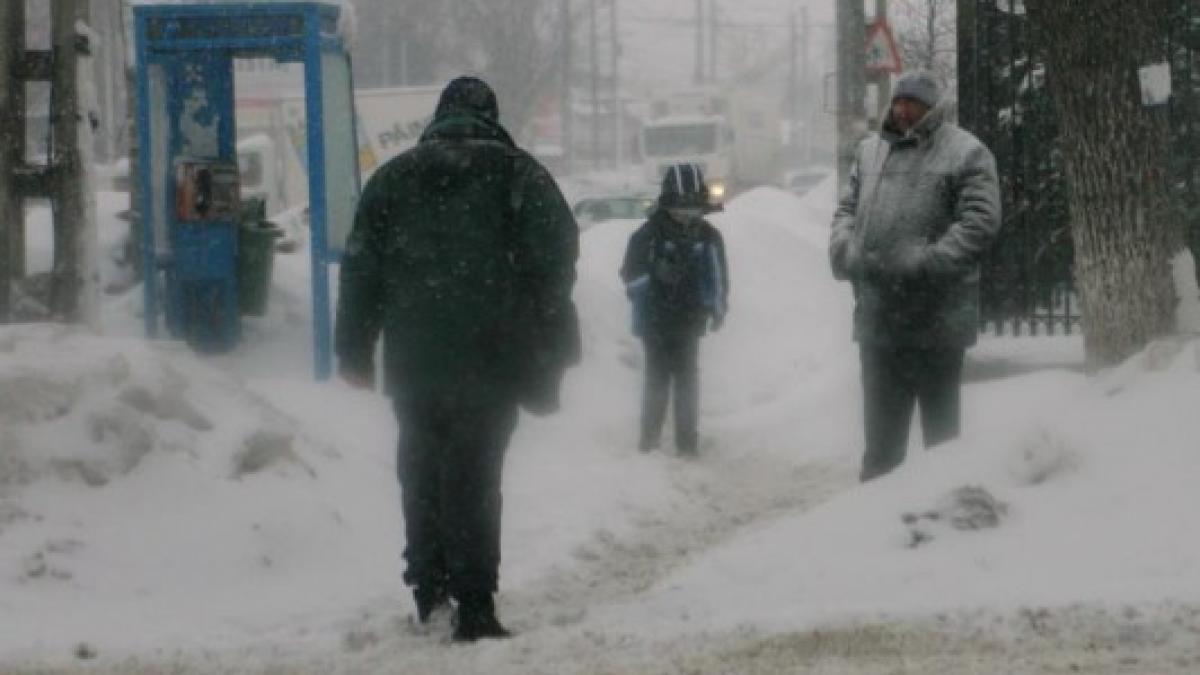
{"left": 829, "top": 71, "right": 1001, "bottom": 481}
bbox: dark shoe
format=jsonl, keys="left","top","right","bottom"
{"left": 413, "top": 585, "right": 450, "bottom": 624}
{"left": 451, "top": 593, "right": 512, "bottom": 642}
{"left": 638, "top": 437, "right": 660, "bottom": 452}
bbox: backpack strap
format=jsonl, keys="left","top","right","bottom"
{"left": 645, "top": 214, "right": 668, "bottom": 266}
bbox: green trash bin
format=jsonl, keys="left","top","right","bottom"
{"left": 237, "top": 218, "right": 281, "bottom": 317}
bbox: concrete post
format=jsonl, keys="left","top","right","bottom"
{"left": 836, "top": 0, "right": 867, "bottom": 195}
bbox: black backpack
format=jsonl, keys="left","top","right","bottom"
{"left": 649, "top": 225, "right": 709, "bottom": 310}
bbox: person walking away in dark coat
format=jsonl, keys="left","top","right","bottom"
{"left": 621, "top": 163, "right": 729, "bottom": 456}
{"left": 829, "top": 70, "right": 1001, "bottom": 482}
{"left": 335, "top": 76, "right": 580, "bottom": 641}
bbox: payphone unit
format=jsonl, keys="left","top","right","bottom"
{"left": 134, "top": 2, "right": 360, "bottom": 376}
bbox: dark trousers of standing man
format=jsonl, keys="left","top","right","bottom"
{"left": 393, "top": 388, "right": 518, "bottom": 603}
{"left": 641, "top": 332, "right": 700, "bottom": 453}
{"left": 859, "top": 345, "right": 964, "bottom": 481}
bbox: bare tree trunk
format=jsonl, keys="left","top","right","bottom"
{"left": 0, "top": 1, "right": 23, "bottom": 320}
{"left": 560, "top": 0, "right": 574, "bottom": 174}
{"left": 894, "top": 0, "right": 955, "bottom": 84}
{"left": 445, "top": 0, "right": 545, "bottom": 139}
{"left": 1026, "top": 0, "right": 1180, "bottom": 369}
{"left": 925, "top": 2, "right": 936, "bottom": 71}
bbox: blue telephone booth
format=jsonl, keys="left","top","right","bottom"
{"left": 134, "top": 2, "right": 359, "bottom": 379}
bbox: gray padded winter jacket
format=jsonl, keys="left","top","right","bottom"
{"left": 829, "top": 102, "right": 1001, "bottom": 348}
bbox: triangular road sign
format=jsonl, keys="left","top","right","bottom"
{"left": 865, "top": 19, "right": 903, "bottom": 74}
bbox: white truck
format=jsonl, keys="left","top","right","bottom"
{"left": 641, "top": 114, "right": 735, "bottom": 204}
{"left": 639, "top": 87, "right": 783, "bottom": 201}
{"left": 235, "top": 85, "right": 442, "bottom": 216}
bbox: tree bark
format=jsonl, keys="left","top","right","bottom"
{"left": 1025, "top": 0, "right": 1181, "bottom": 369}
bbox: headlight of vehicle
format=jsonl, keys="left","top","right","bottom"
{"left": 709, "top": 182, "right": 727, "bottom": 200}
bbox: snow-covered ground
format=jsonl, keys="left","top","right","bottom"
{"left": 3, "top": 178, "right": 1200, "bottom": 673}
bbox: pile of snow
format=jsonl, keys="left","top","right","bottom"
{"left": 704, "top": 184, "right": 854, "bottom": 428}
{"left": 22, "top": 192, "right": 134, "bottom": 317}
{"left": 0, "top": 324, "right": 400, "bottom": 657}
{"left": 598, "top": 335, "right": 1200, "bottom": 640}
{"left": 0, "top": 183, "right": 855, "bottom": 666}
{"left": 0, "top": 325, "right": 329, "bottom": 491}
{"left": 563, "top": 176, "right": 856, "bottom": 462}
{"left": 5, "top": 180, "right": 1200, "bottom": 672}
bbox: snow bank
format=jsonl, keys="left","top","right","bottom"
{"left": 8, "top": 181, "right": 1197, "bottom": 673}
{"left": 603, "top": 336, "right": 1200, "bottom": 637}
{"left": 0, "top": 324, "right": 400, "bottom": 656}
{"left": 0, "top": 184, "right": 848, "bottom": 663}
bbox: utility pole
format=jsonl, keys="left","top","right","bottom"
{"left": 122, "top": 0, "right": 144, "bottom": 278}
{"left": 49, "top": 0, "right": 92, "bottom": 322}
{"left": 92, "top": 0, "right": 122, "bottom": 164}
{"left": 0, "top": 0, "right": 24, "bottom": 320}
{"left": 383, "top": 32, "right": 393, "bottom": 85}
{"left": 800, "top": 6, "right": 811, "bottom": 166}
{"left": 560, "top": 0, "right": 574, "bottom": 174}
{"left": 926, "top": 0, "right": 936, "bottom": 71}
{"left": 788, "top": 10, "right": 798, "bottom": 166}
{"left": 589, "top": 0, "right": 600, "bottom": 169}
{"left": 708, "top": 0, "right": 718, "bottom": 83}
{"left": 836, "top": 0, "right": 867, "bottom": 194}
{"left": 610, "top": 0, "right": 622, "bottom": 168}
{"left": 694, "top": 0, "right": 704, "bottom": 85}
{"left": 399, "top": 41, "right": 409, "bottom": 86}
{"left": 872, "top": 0, "right": 891, "bottom": 124}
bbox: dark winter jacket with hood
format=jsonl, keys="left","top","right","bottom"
{"left": 620, "top": 209, "right": 729, "bottom": 337}
{"left": 335, "top": 77, "right": 580, "bottom": 410}
{"left": 829, "top": 100, "right": 1001, "bottom": 349}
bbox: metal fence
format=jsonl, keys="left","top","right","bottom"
{"left": 958, "top": 0, "right": 1075, "bottom": 336}
{"left": 958, "top": 0, "right": 1200, "bottom": 337}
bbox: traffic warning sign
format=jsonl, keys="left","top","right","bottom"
{"left": 865, "top": 19, "right": 903, "bottom": 74}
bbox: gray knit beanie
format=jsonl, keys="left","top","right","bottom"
{"left": 892, "top": 70, "right": 940, "bottom": 108}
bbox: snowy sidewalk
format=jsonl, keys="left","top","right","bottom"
{"left": 4, "top": 184, "right": 1200, "bottom": 674}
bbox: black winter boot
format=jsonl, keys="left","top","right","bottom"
{"left": 452, "top": 592, "right": 511, "bottom": 642}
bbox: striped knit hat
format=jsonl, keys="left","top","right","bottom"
{"left": 659, "top": 163, "right": 709, "bottom": 208}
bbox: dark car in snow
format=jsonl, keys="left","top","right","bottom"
{"left": 573, "top": 194, "right": 656, "bottom": 228}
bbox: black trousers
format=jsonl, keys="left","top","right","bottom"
{"left": 393, "top": 390, "right": 518, "bottom": 600}
{"left": 1189, "top": 222, "right": 1200, "bottom": 292}
{"left": 859, "top": 344, "right": 964, "bottom": 481}
{"left": 641, "top": 332, "right": 700, "bottom": 451}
